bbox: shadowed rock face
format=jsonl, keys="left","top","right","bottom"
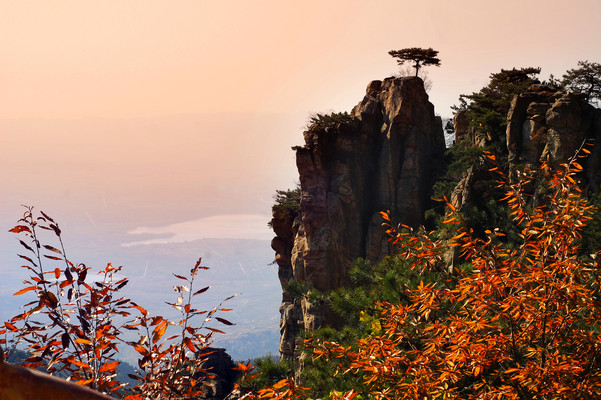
{"left": 197, "top": 347, "right": 239, "bottom": 400}
{"left": 272, "top": 76, "right": 445, "bottom": 359}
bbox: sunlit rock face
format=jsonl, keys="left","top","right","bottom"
{"left": 506, "top": 86, "right": 601, "bottom": 192}
{"left": 450, "top": 85, "right": 601, "bottom": 214}
{"left": 271, "top": 76, "right": 445, "bottom": 359}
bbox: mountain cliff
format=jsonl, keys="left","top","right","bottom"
{"left": 271, "top": 68, "right": 601, "bottom": 361}
{"left": 451, "top": 84, "right": 601, "bottom": 214}
{"left": 271, "top": 76, "right": 445, "bottom": 359}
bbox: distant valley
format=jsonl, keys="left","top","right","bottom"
{"left": 0, "top": 237, "right": 281, "bottom": 362}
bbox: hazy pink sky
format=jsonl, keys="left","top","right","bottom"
{"left": 3, "top": 0, "right": 600, "bottom": 119}
{"left": 1, "top": 0, "right": 601, "bottom": 248}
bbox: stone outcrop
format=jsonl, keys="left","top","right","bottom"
{"left": 197, "top": 347, "right": 239, "bottom": 400}
{"left": 271, "top": 76, "right": 445, "bottom": 359}
{"left": 506, "top": 85, "right": 601, "bottom": 191}
{"left": 449, "top": 110, "right": 484, "bottom": 212}
{"left": 453, "top": 109, "right": 483, "bottom": 148}
{"left": 450, "top": 85, "right": 601, "bottom": 213}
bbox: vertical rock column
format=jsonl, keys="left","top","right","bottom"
{"left": 272, "top": 76, "right": 445, "bottom": 360}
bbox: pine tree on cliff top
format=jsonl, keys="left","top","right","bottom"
{"left": 388, "top": 47, "right": 441, "bottom": 77}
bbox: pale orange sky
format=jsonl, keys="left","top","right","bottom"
{"left": 3, "top": 0, "right": 600, "bottom": 119}
{"left": 1, "top": 0, "right": 601, "bottom": 246}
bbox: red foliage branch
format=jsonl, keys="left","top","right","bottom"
{"left": 1, "top": 208, "right": 236, "bottom": 399}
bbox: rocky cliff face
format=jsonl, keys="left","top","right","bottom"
{"left": 272, "top": 76, "right": 445, "bottom": 359}
{"left": 505, "top": 85, "right": 601, "bottom": 189}
{"left": 450, "top": 85, "right": 601, "bottom": 212}
{"left": 272, "top": 77, "right": 601, "bottom": 361}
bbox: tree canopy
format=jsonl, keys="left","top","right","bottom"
{"left": 388, "top": 47, "right": 441, "bottom": 77}
{"left": 561, "top": 60, "right": 601, "bottom": 106}
{"left": 453, "top": 67, "right": 541, "bottom": 139}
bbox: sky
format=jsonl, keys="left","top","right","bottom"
{"left": 1, "top": 0, "right": 601, "bottom": 357}
{"left": 2, "top": 0, "right": 600, "bottom": 240}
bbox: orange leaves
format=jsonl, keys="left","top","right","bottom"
{"left": 236, "top": 361, "right": 254, "bottom": 373}
{"left": 152, "top": 319, "right": 168, "bottom": 342}
{"left": 68, "top": 357, "right": 91, "bottom": 369}
{"left": 451, "top": 231, "right": 467, "bottom": 240}
{"left": 328, "top": 388, "right": 358, "bottom": 400}
{"left": 9, "top": 225, "right": 31, "bottom": 234}
{"left": 379, "top": 210, "right": 390, "bottom": 222}
{"left": 132, "top": 304, "right": 148, "bottom": 317}
{"left": 305, "top": 153, "right": 601, "bottom": 399}
{"left": 122, "top": 261, "right": 234, "bottom": 398}
{"left": 134, "top": 344, "right": 150, "bottom": 357}
{"left": 13, "top": 286, "right": 36, "bottom": 296}
{"left": 413, "top": 280, "right": 441, "bottom": 321}
{"left": 4, "top": 321, "right": 18, "bottom": 332}
{"left": 6, "top": 207, "right": 233, "bottom": 399}
{"left": 98, "top": 361, "right": 120, "bottom": 373}
{"left": 183, "top": 337, "right": 196, "bottom": 352}
{"left": 258, "top": 378, "right": 310, "bottom": 400}
{"left": 442, "top": 216, "right": 457, "bottom": 224}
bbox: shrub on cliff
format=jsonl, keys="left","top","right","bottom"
{"left": 268, "top": 186, "right": 301, "bottom": 230}
{"left": 450, "top": 67, "right": 541, "bottom": 161}
{"left": 307, "top": 112, "right": 355, "bottom": 130}
{"left": 428, "top": 67, "right": 543, "bottom": 237}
